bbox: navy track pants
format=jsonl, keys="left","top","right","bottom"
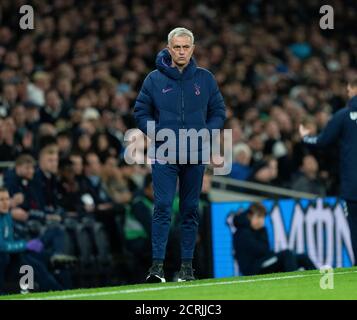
{"left": 151, "top": 162, "right": 205, "bottom": 260}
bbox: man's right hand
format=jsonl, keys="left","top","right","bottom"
{"left": 299, "top": 124, "right": 311, "bottom": 139}
{"left": 11, "top": 193, "right": 24, "bottom": 207}
{"left": 11, "top": 208, "right": 29, "bottom": 222}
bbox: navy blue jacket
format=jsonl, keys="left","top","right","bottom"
{"left": 32, "top": 167, "right": 60, "bottom": 214}
{"left": 134, "top": 49, "right": 226, "bottom": 162}
{"left": 233, "top": 212, "right": 272, "bottom": 276}
{"left": 80, "top": 176, "right": 113, "bottom": 206}
{"left": 3, "top": 169, "right": 40, "bottom": 211}
{"left": 0, "top": 212, "right": 27, "bottom": 253}
{"left": 303, "top": 95, "right": 357, "bottom": 201}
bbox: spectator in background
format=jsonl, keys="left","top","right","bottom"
{"left": 263, "top": 119, "right": 287, "bottom": 159}
{"left": 0, "top": 83, "right": 18, "bottom": 112}
{"left": 4, "top": 154, "right": 37, "bottom": 238}
{"left": 232, "top": 202, "right": 316, "bottom": 276}
{"left": 32, "top": 142, "right": 61, "bottom": 219}
{"left": 124, "top": 173, "right": 154, "bottom": 283}
{"left": 249, "top": 157, "right": 279, "bottom": 186}
{"left": 101, "top": 155, "right": 132, "bottom": 205}
{"left": 82, "top": 152, "right": 125, "bottom": 255}
{"left": 57, "top": 158, "right": 83, "bottom": 219}
{"left": 4, "top": 154, "right": 75, "bottom": 285}
{"left": 73, "top": 131, "right": 93, "bottom": 155}
{"left": 69, "top": 152, "right": 85, "bottom": 180}
{"left": 229, "top": 143, "right": 252, "bottom": 181}
{"left": 291, "top": 154, "right": 327, "bottom": 196}
{"left": 57, "top": 158, "right": 112, "bottom": 269}
{"left": 24, "top": 101, "right": 41, "bottom": 133}
{"left": 26, "top": 71, "right": 50, "bottom": 107}
{"left": 247, "top": 133, "right": 265, "bottom": 165}
{"left": 0, "top": 187, "right": 62, "bottom": 294}
{"left": 0, "top": 117, "right": 17, "bottom": 162}
{"left": 94, "top": 132, "right": 117, "bottom": 163}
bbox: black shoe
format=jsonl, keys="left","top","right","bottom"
{"left": 177, "top": 266, "right": 195, "bottom": 282}
{"left": 146, "top": 264, "right": 166, "bottom": 283}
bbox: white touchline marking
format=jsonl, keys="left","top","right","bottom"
{"left": 21, "top": 270, "right": 357, "bottom": 300}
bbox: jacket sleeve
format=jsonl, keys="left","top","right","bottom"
{"left": 134, "top": 74, "right": 156, "bottom": 139}
{"left": 303, "top": 109, "right": 345, "bottom": 147}
{"left": 0, "top": 218, "right": 27, "bottom": 253}
{"left": 206, "top": 73, "right": 226, "bottom": 131}
{"left": 3, "top": 169, "right": 18, "bottom": 196}
{"left": 0, "top": 238, "right": 27, "bottom": 253}
{"left": 236, "top": 229, "right": 270, "bottom": 257}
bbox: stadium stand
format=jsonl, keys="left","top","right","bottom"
{"left": 0, "top": 0, "right": 356, "bottom": 292}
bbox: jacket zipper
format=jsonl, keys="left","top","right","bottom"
{"left": 181, "top": 80, "right": 185, "bottom": 128}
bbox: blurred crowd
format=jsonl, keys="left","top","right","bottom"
{"left": 0, "top": 0, "right": 356, "bottom": 291}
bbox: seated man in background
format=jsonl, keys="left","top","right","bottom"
{"left": 0, "top": 187, "right": 62, "bottom": 294}
{"left": 81, "top": 151, "right": 125, "bottom": 256}
{"left": 290, "top": 154, "right": 327, "bottom": 196}
{"left": 229, "top": 143, "right": 253, "bottom": 181}
{"left": 232, "top": 202, "right": 316, "bottom": 276}
{"left": 4, "top": 154, "right": 38, "bottom": 238}
{"left": 4, "top": 151, "right": 75, "bottom": 288}
{"left": 32, "top": 141, "right": 63, "bottom": 222}
{"left": 58, "top": 157, "right": 112, "bottom": 268}
{"left": 5, "top": 153, "right": 72, "bottom": 260}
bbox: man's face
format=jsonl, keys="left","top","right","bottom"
{"left": 40, "top": 152, "right": 59, "bottom": 174}
{"left": 347, "top": 84, "right": 357, "bottom": 99}
{"left": 302, "top": 155, "right": 318, "bottom": 177}
{"left": 104, "top": 157, "right": 117, "bottom": 175}
{"left": 12, "top": 105, "right": 26, "bottom": 125}
{"left": 61, "top": 165, "right": 75, "bottom": 181}
{"left": 249, "top": 213, "right": 265, "bottom": 230}
{"left": 70, "top": 155, "right": 83, "bottom": 176}
{"left": 57, "top": 135, "right": 71, "bottom": 152}
{"left": 86, "top": 154, "right": 102, "bottom": 176}
{"left": 0, "top": 191, "right": 10, "bottom": 214}
{"left": 16, "top": 163, "right": 35, "bottom": 180}
{"left": 167, "top": 35, "right": 195, "bottom": 69}
{"left": 144, "top": 183, "right": 154, "bottom": 200}
{"left": 46, "top": 91, "right": 61, "bottom": 110}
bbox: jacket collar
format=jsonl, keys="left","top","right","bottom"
{"left": 348, "top": 95, "right": 357, "bottom": 110}
{"left": 155, "top": 48, "right": 197, "bottom": 80}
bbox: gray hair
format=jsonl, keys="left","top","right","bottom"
{"left": 168, "top": 27, "right": 194, "bottom": 45}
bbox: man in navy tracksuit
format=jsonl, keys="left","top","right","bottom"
{"left": 299, "top": 79, "right": 357, "bottom": 265}
{"left": 134, "top": 27, "right": 225, "bottom": 282}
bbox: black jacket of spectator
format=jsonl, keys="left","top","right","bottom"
{"left": 233, "top": 211, "right": 272, "bottom": 276}
{"left": 80, "top": 176, "right": 113, "bottom": 207}
{"left": 57, "top": 178, "right": 85, "bottom": 218}
{"left": 32, "top": 167, "right": 60, "bottom": 213}
{"left": 3, "top": 169, "right": 40, "bottom": 211}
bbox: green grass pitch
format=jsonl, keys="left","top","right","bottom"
{"left": 1, "top": 267, "right": 356, "bottom": 300}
